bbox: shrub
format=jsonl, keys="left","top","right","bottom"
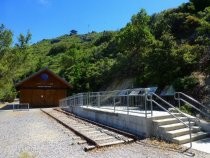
{"left": 173, "top": 76, "right": 199, "bottom": 91}
{"left": 48, "top": 44, "right": 68, "bottom": 56}
{"left": 180, "top": 104, "right": 195, "bottom": 115}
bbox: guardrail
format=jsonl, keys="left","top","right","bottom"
{"left": 60, "top": 88, "right": 156, "bottom": 117}
{"left": 175, "top": 92, "right": 210, "bottom": 120}
{"left": 13, "top": 103, "right": 30, "bottom": 111}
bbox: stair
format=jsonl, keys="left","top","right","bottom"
{"left": 152, "top": 114, "right": 208, "bottom": 144}
{"left": 173, "top": 131, "right": 208, "bottom": 144}
{"left": 153, "top": 117, "right": 188, "bottom": 125}
{"left": 159, "top": 122, "right": 195, "bottom": 131}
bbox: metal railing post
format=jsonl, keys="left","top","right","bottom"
{"left": 80, "top": 94, "right": 83, "bottom": 106}
{"left": 178, "top": 93, "right": 181, "bottom": 109}
{"left": 150, "top": 95, "right": 153, "bottom": 116}
{"left": 113, "top": 97, "right": 116, "bottom": 113}
{"left": 127, "top": 95, "right": 129, "bottom": 114}
{"left": 87, "top": 93, "right": 89, "bottom": 107}
{"left": 145, "top": 95, "right": 147, "bottom": 118}
{"left": 97, "top": 92, "right": 100, "bottom": 107}
{"left": 74, "top": 96, "right": 75, "bottom": 106}
{"left": 188, "top": 118, "right": 192, "bottom": 149}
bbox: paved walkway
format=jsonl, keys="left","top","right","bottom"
{"left": 183, "top": 138, "right": 210, "bottom": 154}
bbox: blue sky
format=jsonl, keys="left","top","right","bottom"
{"left": 1, "top": 0, "right": 189, "bottom": 44}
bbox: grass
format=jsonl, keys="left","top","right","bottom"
{"left": 145, "top": 137, "right": 182, "bottom": 151}
{"left": 18, "top": 152, "right": 35, "bottom": 158}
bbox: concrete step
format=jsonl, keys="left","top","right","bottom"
{"left": 167, "top": 126, "right": 200, "bottom": 138}
{"left": 159, "top": 122, "right": 195, "bottom": 131}
{"left": 172, "top": 131, "right": 208, "bottom": 144}
{"left": 152, "top": 113, "right": 184, "bottom": 120}
{"left": 153, "top": 117, "right": 188, "bottom": 126}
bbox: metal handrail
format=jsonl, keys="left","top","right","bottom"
{"left": 175, "top": 92, "right": 210, "bottom": 119}
{"left": 175, "top": 92, "right": 207, "bottom": 109}
{"left": 146, "top": 92, "right": 192, "bottom": 148}
{"left": 148, "top": 93, "right": 188, "bottom": 118}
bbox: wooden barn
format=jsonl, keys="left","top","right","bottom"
{"left": 16, "top": 68, "right": 72, "bottom": 108}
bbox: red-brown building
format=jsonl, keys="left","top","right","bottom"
{"left": 16, "top": 68, "right": 72, "bottom": 108}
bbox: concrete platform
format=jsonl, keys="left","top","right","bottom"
{"left": 64, "top": 105, "right": 181, "bottom": 138}
{"left": 81, "top": 105, "right": 171, "bottom": 118}
{"left": 183, "top": 138, "right": 210, "bottom": 154}
{"left": 64, "top": 105, "right": 210, "bottom": 150}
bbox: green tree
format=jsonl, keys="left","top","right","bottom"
{"left": 0, "top": 24, "right": 13, "bottom": 53}
{"left": 15, "top": 31, "right": 32, "bottom": 48}
{"left": 114, "top": 9, "right": 155, "bottom": 76}
{"left": 190, "top": 0, "right": 210, "bottom": 11}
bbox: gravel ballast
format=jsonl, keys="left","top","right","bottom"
{"left": 0, "top": 109, "right": 209, "bottom": 158}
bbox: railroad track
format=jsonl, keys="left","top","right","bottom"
{"left": 41, "top": 108, "right": 135, "bottom": 151}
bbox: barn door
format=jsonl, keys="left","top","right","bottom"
{"left": 31, "top": 89, "right": 63, "bottom": 107}
{"left": 38, "top": 90, "right": 54, "bottom": 107}
{"left": 45, "top": 90, "right": 54, "bottom": 106}
{"left": 32, "top": 89, "right": 46, "bottom": 107}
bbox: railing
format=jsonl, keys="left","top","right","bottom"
{"left": 175, "top": 92, "right": 210, "bottom": 120}
{"left": 146, "top": 92, "right": 192, "bottom": 148}
{"left": 60, "top": 88, "right": 157, "bottom": 117}
{"left": 60, "top": 89, "right": 195, "bottom": 148}
{"left": 13, "top": 103, "right": 30, "bottom": 111}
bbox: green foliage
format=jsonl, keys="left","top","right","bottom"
{"left": 48, "top": 43, "right": 68, "bottom": 56}
{"left": 180, "top": 104, "right": 195, "bottom": 115}
{"left": 190, "top": 0, "right": 210, "bottom": 12}
{"left": 15, "top": 31, "right": 32, "bottom": 48}
{"left": 1, "top": 1, "right": 210, "bottom": 101}
{"left": 112, "top": 9, "right": 155, "bottom": 78}
{"left": 142, "top": 33, "right": 178, "bottom": 86}
{"left": 173, "top": 76, "right": 199, "bottom": 91}
{"left": 94, "top": 31, "right": 114, "bottom": 46}
{"left": 0, "top": 24, "right": 13, "bottom": 52}
{"left": 0, "top": 26, "right": 38, "bottom": 101}
{"left": 70, "top": 29, "right": 77, "bottom": 36}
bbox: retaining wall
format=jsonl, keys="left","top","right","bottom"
{"left": 200, "top": 120, "right": 210, "bottom": 133}
{"left": 65, "top": 106, "right": 153, "bottom": 137}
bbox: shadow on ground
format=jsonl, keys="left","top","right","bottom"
{"left": 0, "top": 104, "right": 58, "bottom": 110}
{"left": 0, "top": 104, "right": 14, "bottom": 110}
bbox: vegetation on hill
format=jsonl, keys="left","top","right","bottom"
{"left": 1, "top": 0, "right": 210, "bottom": 101}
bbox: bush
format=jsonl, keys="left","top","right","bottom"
{"left": 2, "top": 90, "right": 16, "bottom": 102}
{"left": 0, "top": 83, "right": 16, "bottom": 102}
{"left": 48, "top": 44, "right": 68, "bottom": 56}
{"left": 173, "top": 76, "right": 199, "bottom": 91}
{"left": 50, "top": 39, "right": 61, "bottom": 44}
{"left": 180, "top": 104, "right": 195, "bottom": 115}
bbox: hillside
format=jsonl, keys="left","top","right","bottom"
{"left": 1, "top": 0, "right": 210, "bottom": 102}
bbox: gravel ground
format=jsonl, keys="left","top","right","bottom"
{"left": 0, "top": 109, "right": 209, "bottom": 158}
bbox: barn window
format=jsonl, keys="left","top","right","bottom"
{"left": 40, "top": 73, "right": 49, "bottom": 81}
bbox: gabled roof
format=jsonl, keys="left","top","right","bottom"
{"left": 16, "top": 68, "right": 73, "bottom": 89}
